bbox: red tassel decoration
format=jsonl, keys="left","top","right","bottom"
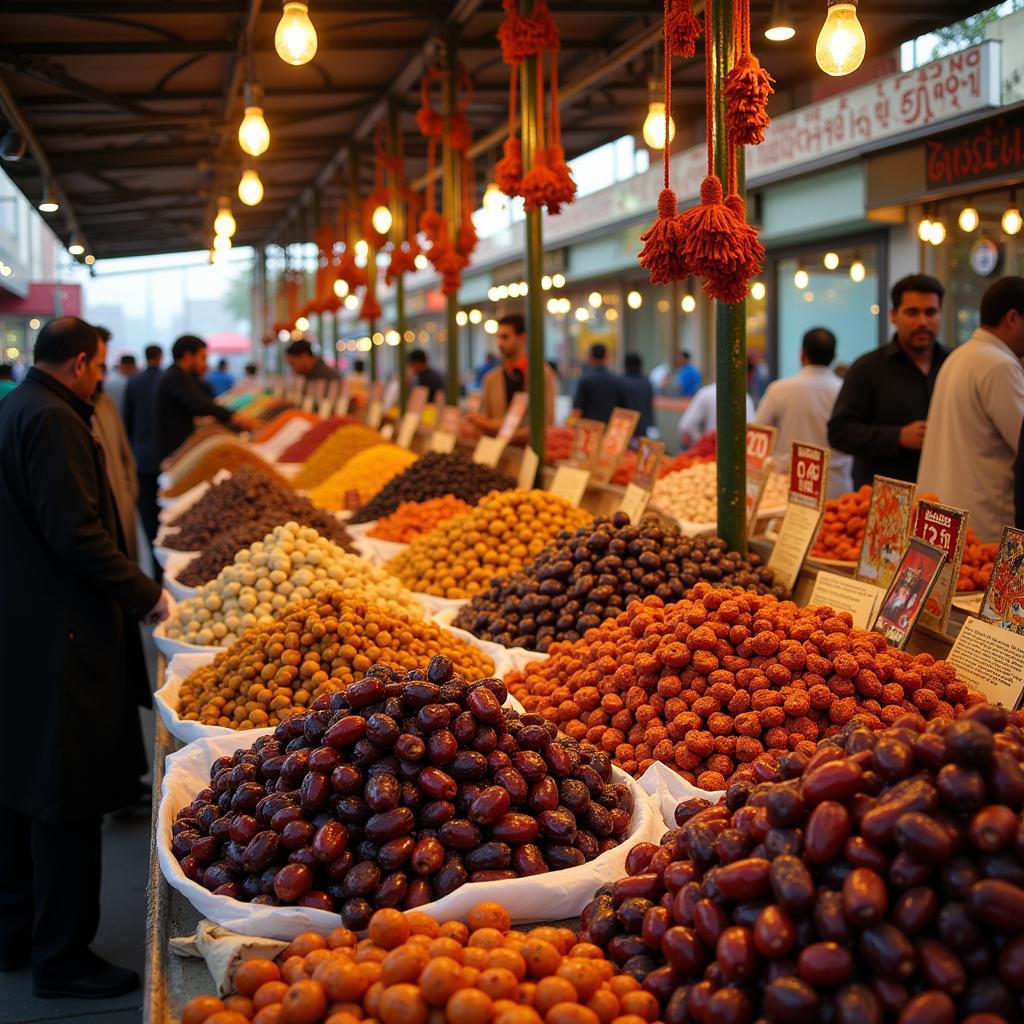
{"left": 359, "top": 282, "right": 382, "bottom": 323}
{"left": 638, "top": 0, "right": 689, "bottom": 284}
{"left": 415, "top": 70, "right": 443, "bottom": 140}
{"left": 335, "top": 248, "right": 367, "bottom": 295}
{"left": 495, "top": 137, "right": 522, "bottom": 197}
{"left": 385, "top": 242, "right": 418, "bottom": 286}
{"left": 665, "top": 0, "right": 702, "bottom": 58}
{"left": 724, "top": 0, "right": 774, "bottom": 146}
{"left": 540, "top": 57, "right": 576, "bottom": 214}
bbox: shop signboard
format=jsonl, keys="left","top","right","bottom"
{"left": 925, "top": 107, "right": 1024, "bottom": 192}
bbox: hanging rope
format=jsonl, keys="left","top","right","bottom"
{"left": 638, "top": 0, "right": 691, "bottom": 284}
{"left": 665, "top": 0, "right": 702, "bottom": 58}
{"left": 723, "top": 0, "right": 774, "bottom": 146}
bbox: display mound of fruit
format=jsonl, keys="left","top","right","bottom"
{"left": 454, "top": 514, "right": 783, "bottom": 653}
{"left": 172, "top": 657, "right": 634, "bottom": 929}
{"left": 581, "top": 704, "right": 1024, "bottom": 1024}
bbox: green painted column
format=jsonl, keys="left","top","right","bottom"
{"left": 713, "top": 0, "right": 746, "bottom": 554}
{"left": 390, "top": 97, "right": 409, "bottom": 414}
{"left": 442, "top": 32, "right": 461, "bottom": 405}
{"left": 520, "top": 0, "right": 546, "bottom": 472}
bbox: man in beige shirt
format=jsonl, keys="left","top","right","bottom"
{"left": 465, "top": 313, "right": 557, "bottom": 442}
{"left": 918, "top": 276, "right": 1024, "bottom": 542}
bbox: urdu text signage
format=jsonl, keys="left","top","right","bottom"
{"left": 925, "top": 109, "right": 1024, "bottom": 190}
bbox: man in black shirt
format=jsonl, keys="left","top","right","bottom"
{"left": 285, "top": 339, "right": 339, "bottom": 393}
{"left": 155, "top": 335, "right": 258, "bottom": 462}
{"left": 573, "top": 343, "right": 626, "bottom": 424}
{"left": 828, "top": 274, "right": 949, "bottom": 488}
{"left": 621, "top": 352, "right": 655, "bottom": 438}
{"left": 123, "top": 344, "right": 164, "bottom": 569}
{"left": 407, "top": 348, "right": 446, "bottom": 402}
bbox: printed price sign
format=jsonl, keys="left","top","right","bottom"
{"left": 856, "top": 476, "right": 916, "bottom": 588}
{"left": 472, "top": 436, "right": 506, "bottom": 468}
{"left": 789, "top": 442, "right": 829, "bottom": 509}
{"left": 382, "top": 376, "right": 400, "bottom": 410}
{"left": 498, "top": 392, "right": 529, "bottom": 441}
{"left": 592, "top": 409, "right": 640, "bottom": 485}
{"left": 430, "top": 406, "right": 460, "bottom": 454}
{"left": 397, "top": 386, "right": 429, "bottom": 449}
{"left": 980, "top": 526, "right": 1024, "bottom": 635}
{"left": 301, "top": 391, "right": 316, "bottom": 413}
{"left": 336, "top": 379, "right": 352, "bottom": 416}
{"left": 913, "top": 499, "right": 968, "bottom": 635}
{"left": 549, "top": 465, "right": 591, "bottom": 507}
{"left": 366, "top": 381, "right": 384, "bottom": 429}
{"left": 518, "top": 446, "right": 540, "bottom": 489}
{"left": 807, "top": 571, "right": 885, "bottom": 630}
{"left": 745, "top": 424, "right": 778, "bottom": 530}
{"left": 570, "top": 420, "right": 606, "bottom": 469}
{"left": 948, "top": 616, "right": 1024, "bottom": 709}
{"left": 872, "top": 537, "right": 947, "bottom": 649}
{"left": 617, "top": 439, "right": 664, "bottom": 524}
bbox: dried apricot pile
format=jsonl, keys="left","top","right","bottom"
{"left": 506, "top": 583, "right": 983, "bottom": 788}
{"left": 368, "top": 497, "right": 473, "bottom": 544}
{"left": 180, "top": 901, "right": 662, "bottom": 1024}
{"left": 810, "top": 484, "right": 871, "bottom": 562}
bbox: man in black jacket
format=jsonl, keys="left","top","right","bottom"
{"left": 155, "top": 334, "right": 258, "bottom": 462}
{"left": 0, "top": 317, "right": 167, "bottom": 998}
{"left": 828, "top": 274, "right": 949, "bottom": 488}
{"left": 123, "top": 343, "right": 164, "bottom": 571}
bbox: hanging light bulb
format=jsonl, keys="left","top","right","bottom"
{"left": 958, "top": 205, "right": 979, "bottom": 233}
{"left": 483, "top": 181, "right": 506, "bottom": 213}
{"left": 681, "top": 294, "right": 697, "bottom": 313}
{"left": 275, "top": 1, "right": 317, "bottom": 65}
{"left": 849, "top": 259, "right": 866, "bottom": 283}
{"left": 815, "top": 0, "right": 866, "bottom": 77}
{"left": 823, "top": 251, "right": 840, "bottom": 270}
{"left": 333, "top": 278, "right": 350, "bottom": 299}
{"left": 414, "top": 253, "right": 429, "bottom": 271}
{"left": 626, "top": 290, "right": 643, "bottom": 309}
{"left": 344, "top": 293, "right": 360, "bottom": 310}
{"left": 213, "top": 233, "right": 232, "bottom": 253}
{"left": 238, "top": 167, "right": 264, "bottom": 207}
{"left": 214, "top": 198, "right": 236, "bottom": 238}
{"left": 354, "top": 239, "right": 369, "bottom": 260}
{"left": 765, "top": 0, "right": 796, "bottom": 41}
{"left": 295, "top": 315, "right": 310, "bottom": 332}
{"left": 917, "top": 216, "right": 933, "bottom": 243}
{"left": 371, "top": 204, "right": 392, "bottom": 235}
{"left": 794, "top": 269, "right": 809, "bottom": 289}
{"left": 750, "top": 281, "right": 767, "bottom": 301}
{"left": 1003, "top": 195, "right": 1023, "bottom": 236}
{"left": 929, "top": 220, "right": 947, "bottom": 246}
{"left": 238, "top": 83, "right": 270, "bottom": 156}
{"left": 456, "top": 310, "right": 469, "bottom": 327}
{"left": 68, "top": 237, "right": 85, "bottom": 256}
{"left": 642, "top": 99, "right": 676, "bottom": 151}
{"left": 84, "top": 254, "right": 95, "bottom": 265}
{"left": 38, "top": 181, "right": 59, "bottom": 213}
{"left": 589, "top": 292, "right": 603, "bottom": 308}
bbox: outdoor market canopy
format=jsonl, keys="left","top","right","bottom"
{"left": 0, "top": 0, "right": 997, "bottom": 261}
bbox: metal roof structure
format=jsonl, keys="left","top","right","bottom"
{"left": 0, "top": 0, "right": 998, "bottom": 260}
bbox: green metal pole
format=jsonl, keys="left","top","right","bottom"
{"left": 390, "top": 97, "right": 409, "bottom": 414}
{"left": 442, "top": 31, "right": 461, "bottom": 406}
{"left": 713, "top": 0, "right": 746, "bottom": 554}
{"left": 521, "top": 0, "right": 546, "bottom": 471}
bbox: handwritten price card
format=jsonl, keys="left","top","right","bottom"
{"left": 913, "top": 499, "right": 968, "bottom": 635}
{"left": 318, "top": 380, "right": 339, "bottom": 420}
{"left": 948, "top": 616, "right": 1024, "bottom": 709}
{"left": 518, "top": 446, "right": 541, "bottom": 489}
{"left": 382, "top": 376, "right": 400, "bottom": 411}
{"left": 366, "top": 381, "right": 384, "bottom": 429}
{"left": 570, "top": 420, "right": 606, "bottom": 470}
{"left": 498, "top": 392, "right": 529, "bottom": 441}
{"left": 472, "top": 436, "right": 506, "bottom": 468}
{"left": 429, "top": 406, "right": 460, "bottom": 454}
{"left": 592, "top": 409, "right": 640, "bottom": 485}
{"left": 617, "top": 439, "right": 664, "bottom": 524}
{"left": 548, "top": 465, "right": 591, "bottom": 507}
{"left": 745, "top": 424, "right": 778, "bottom": 531}
{"left": 335, "top": 379, "right": 352, "bottom": 416}
{"left": 768, "top": 443, "right": 829, "bottom": 592}
{"left": 396, "top": 386, "right": 429, "bottom": 449}
{"left": 856, "top": 476, "right": 916, "bottom": 588}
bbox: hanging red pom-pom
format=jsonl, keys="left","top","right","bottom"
{"left": 359, "top": 289, "right": 382, "bottom": 322}
{"left": 457, "top": 219, "right": 478, "bottom": 260}
{"left": 724, "top": 51, "right": 774, "bottom": 146}
{"left": 678, "top": 175, "right": 748, "bottom": 281}
{"left": 665, "top": 0, "right": 702, "bottom": 58}
{"left": 385, "top": 243, "right": 419, "bottom": 286}
{"left": 335, "top": 249, "right": 368, "bottom": 293}
{"left": 638, "top": 188, "right": 692, "bottom": 285}
{"left": 419, "top": 207, "right": 444, "bottom": 244}
{"left": 541, "top": 143, "right": 576, "bottom": 216}
{"left": 521, "top": 147, "right": 561, "bottom": 213}
{"left": 495, "top": 137, "right": 523, "bottom": 198}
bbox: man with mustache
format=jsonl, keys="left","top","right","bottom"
{"left": 829, "top": 275, "right": 948, "bottom": 488}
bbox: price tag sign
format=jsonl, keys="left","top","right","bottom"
{"left": 948, "top": 617, "right": 1024, "bottom": 709}
{"left": 472, "top": 436, "right": 506, "bottom": 468}
{"left": 592, "top": 408, "right": 640, "bottom": 485}
{"left": 767, "top": 442, "right": 829, "bottom": 592}
{"left": 912, "top": 499, "right": 968, "bottom": 635}
{"left": 430, "top": 406, "right": 461, "bottom": 454}
{"left": 382, "top": 376, "right": 400, "bottom": 411}
{"left": 617, "top": 438, "right": 664, "bottom": 523}
{"left": 979, "top": 526, "right": 1024, "bottom": 635}
{"left": 366, "top": 382, "right": 384, "bottom": 429}
{"left": 464, "top": 392, "right": 482, "bottom": 416}
{"left": 301, "top": 392, "right": 316, "bottom": 413}
{"left": 518, "top": 446, "right": 541, "bottom": 489}
{"left": 807, "top": 571, "right": 885, "bottom": 630}
{"left": 872, "top": 537, "right": 947, "bottom": 649}
{"left": 856, "top": 476, "right": 916, "bottom": 588}
{"left": 287, "top": 377, "right": 303, "bottom": 403}
{"left": 745, "top": 424, "right": 778, "bottom": 531}
{"left": 548, "top": 465, "right": 591, "bottom": 507}
{"left": 570, "top": 420, "right": 606, "bottom": 469}
{"left": 317, "top": 396, "right": 334, "bottom": 419}
{"left": 336, "top": 379, "right": 352, "bottom": 416}
{"left": 498, "top": 392, "right": 529, "bottom": 442}
{"left": 396, "top": 386, "right": 429, "bottom": 449}
{"left": 380, "top": 423, "right": 395, "bottom": 441}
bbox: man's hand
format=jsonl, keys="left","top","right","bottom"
{"left": 898, "top": 420, "right": 927, "bottom": 450}
{"left": 233, "top": 412, "right": 262, "bottom": 433}
{"left": 144, "top": 589, "right": 170, "bottom": 625}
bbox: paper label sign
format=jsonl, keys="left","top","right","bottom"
{"left": 498, "top": 392, "right": 529, "bottom": 441}
{"left": 592, "top": 408, "right": 640, "bottom": 485}
{"left": 548, "top": 465, "right": 590, "bottom": 507}
{"left": 619, "top": 482, "right": 653, "bottom": 524}
{"left": 429, "top": 431, "right": 457, "bottom": 454}
{"left": 789, "top": 442, "right": 829, "bottom": 509}
{"left": 807, "top": 571, "right": 885, "bottom": 631}
{"left": 767, "top": 502, "right": 823, "bottom": 592}
{"left": 745, "top": 424, "right": 778, "bottom": 530}
{"left": 336, "top": 379, "right": 352, "bottom": 416}
{"left": 464, "top": 393, "right": 482, "bottom": 416}
{"left": 518, "top": 447, "right": 541, "bottom": 490}
{"left": 980, "top": 526, "right": 1024, "bottom": 635}
{"left": 570, "top": 420, "right": 606, "bottom": 469}
{"left": 632, "top": 439, "right": 665, "bottom": 492}
{"left": 472, "top": 436, "right": 506, "bottom": 468}
{"left": 366, "top": 382, "right": 384, "bottom": 429}
{"left": 379, "top": 423, "right": 395, "bottom": 441}
{"left": 407, "top": 385, "right": 430, "bottom": 416}
{"left": 317, "top": 397, "right": 334, "bottom": 420}
{"left": 856, "top": 475, "right": 916, "bottom": 588}
{"left": 948, "top": 616, "right": 1024, "bottom": 709}
{"left": 429, "top": 406, "right": 460, "bottom": 454}
{"left": 913, "top": 499, "right": 968, "bottom": 635}
{"left": 872, "top": 536, "right": 947, "bottom": 649}
{"left": 301, "top": 393, "right": 316, "bottom": 413}
{"left": 382, "top": 376, "right": 400, "bottom": 410}
{"left": 396, "top": 385, "right": 430, "bottom": 449}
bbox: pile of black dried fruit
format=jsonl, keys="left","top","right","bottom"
{"left": 171, "top": 655, "right": 634, "bottom": 929}
{"left": 454, "top": 512, "right": 784, "bottom": 652}
{"left": 165, "top": 466, "right": 352, "bottom": 551}
{"left": 579, "top": 704, "right": 1024, "bottom": 1024}
{"left": 350, "top": 452, "right": 515, "bottom": 523}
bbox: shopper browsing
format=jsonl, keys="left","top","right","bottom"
{"left": 678, "top": 381, "right": 755, "bottom": 449}
{"left": 572, "top": 343, "right": 626, "bottom": 424}
{"left": 155, "top": 335, "right": 259, "bottom": 463}
{"left": 99, "top": 333, "right": 135, "bottom": 417}
{"left": 123, "top": 344, "right": 164, "bottom": 574}
{"left": 828, "top": 274, "right": 949, "bottom": 488}
{"left": 206, "top": 357, "right": 235, "bottom": 397}
{"left": 284, "top": 338, "right": 339, "bottom": 391}
{"left": 919, "top": 276, "right": 1024, "bottom": 542}
{"left": 676, "top": 350, "right": 702, "bottom": 397}
{"left": 407, "top": 348, "right": 446, "bottom": 402}
{"left": 0, "top": 317, "right": 168, "bottom": 999}
{"left": 93, "top": 365, "right": 140, "bottom": 563}
{"left": 620, "top": 352, "right": 655, "bottom": 438}
{"left": 754, "top": 327, "right": 853, "bottom": 498}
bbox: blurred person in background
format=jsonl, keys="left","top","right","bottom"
{"left": 244, "top": 362, "right": 258, "bottom": 379}
{"left": 407, "top": 349, "right": 446, "bottom": 402}
{"left": 676, "top": 350, "right": 702, "bottom": 397}
{"left": 93, "top": 366, "right": 139, "bottom": 563}
{"left": 572, "top": 343, "right": 625, "bottom": 424}
{"left": 206, "top": 357, "right": 235, "bottom": 397}
{"left": 474, "top": 351, "right": 500, "bottom": 389}
{"left": 124, "top": 344, "right": 164, "bottom": 577}
{"left": 0, "top": 364, "right": 15, "bottom": 399}
{"left": 285, "top": 339, "right": 338, "bottom": 392}
{"left": 679, "top": 381, "right": 754, "bottom": 450}
{"left": 621, "top": 352, "right": 655, "bottom": 439}
{"left": 96, "top": 328, "right": 134, "bottom": 416}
